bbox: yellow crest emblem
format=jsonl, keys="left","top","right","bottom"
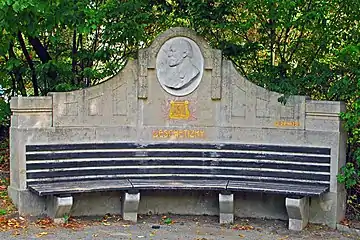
{"left": 169, "top": 101, "right": 190, "bottom": 120}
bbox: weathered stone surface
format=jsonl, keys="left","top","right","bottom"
{"left": 9, "top": 27, "right": 347, "bottom": 229}
{"left": 286, "top": 197, "right": 309, "bottom": 231}
{"left": 219, "top": 193, "right": 234, "bottom": 224}
{"left": 122, "top": 192, "right": 140, "bottom": 222}
{"left": 48, "top": 196, "right": 73, "bottom": 223}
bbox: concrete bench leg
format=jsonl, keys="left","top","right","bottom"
{"left": 122, "top": 192, "right": 140, "bottom": 222}
{"left": 219, "top": 193, "right": 234, "bottom": 224}
{"left": 286, "top": 197, "right": 309, "bottom": 231}
{"left": 48, "top": 196, "right": 73, "bottom": 224}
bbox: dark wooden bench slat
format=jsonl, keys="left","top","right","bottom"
{"left": 27, "top": 167, "right": 330, "bottom": 181}
{"left": 28, "top": 179, "right": 328, "bottom": 197}
{"left": 26, "top": 159, "right": 330, "bottom": 172}
{"left": 128, "top": 179, "right": 228, "bottom": 191}
{"left": 227, "top": 181, "right": 329, "bottom": 196}
{"left": 28, "top": 180, "right": 132, "bottom": 196}
{"left": 26, "top": 143, "right": 331, "bottom": 155}
{"left": 26, "top": 151, "right": 330, "bottom": 163}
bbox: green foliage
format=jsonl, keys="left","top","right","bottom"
{"left": 338, "top": 162, "right": 359, "bottom": 189}
{"left": 63, "top": 214, "right": 70, "bottom": 224}
{"left": 0, "top": 99, "right": 10, "bottom": 127}
{"left": 0, "top": 209, "right": 7, "bottom": 215}
{"left": 0, "top": 0, "right": 159, "bottom": 96}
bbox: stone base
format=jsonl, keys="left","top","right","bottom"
{"left": 219, "top": 193, "right": 234, "bottom": 224}
{"left": 309, "top": 191, "right": 346, "bottom": 229}
{"left": 122, "top": 192, "right": 140, "bottom": 222}
{"left": 286, "top": 197, "right": 309, "bottom": 231}
{"left": 48, "top": 196, "right": 73, "bottom": 222}
{"left": 8, "top": 186, "right": 46, "bottom": 216}
{"left": 7, "top": 187, "right": 344, "bottom": 230}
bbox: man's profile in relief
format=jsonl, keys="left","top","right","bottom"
{"left": 164, "top": 39, "right": 200, "bottom": 89}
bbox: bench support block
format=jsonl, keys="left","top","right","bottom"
{"left": 122, "top": 192, "right": 140, "bottom": 222}
{"left": 219, "top": 193, "right": 234, "bottom": 224}
{"left": 48, "top": 196, "right": 73, "bottom": 224}
{"left": 286, "top": 197, "right": 309, "bottom": 231}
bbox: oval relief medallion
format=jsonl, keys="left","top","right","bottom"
{"left": 156, "top": 37, "right": 204, "bottom": 96}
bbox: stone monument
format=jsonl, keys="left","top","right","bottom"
{"left": 9, "top": 27, "right": 347, "bottom": 229}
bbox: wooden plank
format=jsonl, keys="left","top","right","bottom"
{"left": 26, "top": 151, "right": 330, "bottom": 163}
{"left": 227, "top": 180, "right": 329, "bottom": 196}
{"left": 26, "top": 142, "right": 331, "bottom": 155}
{"left": 129, "top": 179, "right": 228, "bottom": 191}
{"left": 26, "top": 167, "right": 330, "bottom": 182}
{"left": 28, "top": 179, "right": 132, "bottom": 196}
{"left": 26, "top": 159, "right": 330, "bottom": 172}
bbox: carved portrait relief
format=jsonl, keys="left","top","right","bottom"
{"left": 156, "top": 37, "right": 204, "bottom": 96}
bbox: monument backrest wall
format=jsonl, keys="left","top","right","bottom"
{"left": 10, "top": 28, "right": 347, "bottom": 225}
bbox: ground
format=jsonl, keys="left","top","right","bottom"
{"left": 0, "top": 214, "right": 358, "bottom": 240}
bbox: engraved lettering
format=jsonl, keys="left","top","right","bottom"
{"left": 275, "top": 121, "right": 300, "bottom": 127}
{"left": 152, "top": 129, "right": 206, "bottom": 139}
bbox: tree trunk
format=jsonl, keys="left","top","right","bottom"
{"left": 28, "top": 35, "right": 57, "bottom": 89}
{"left": 71, "top": 29, "right": 77, "bottom": 85}
{"left": 8, "top": 43, "right": 26, "bottom": 96}
{"left": 28, "top": 36, "right": 52, "bottom": 63}
{"left": 18, "top": 31, "right": 39, "bottom": 96}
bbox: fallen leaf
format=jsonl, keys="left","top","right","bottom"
{"left": 239, "top": 234, "right": 245, "bottom": 238}
{"left": 340, "top": 219, "right": 351, "bottom": 226}
{"left": 162, "top": 217, "right": 173, "bottom": 225}
{"left": 278, "top": 236, "right": 289, "bottom": 240}
{"left": 62, "top": 217, "right": 85, "bottom": 230}
{"left": 36, "top": 218, "right": 55, "bottom": 229}
{"left": 232, "top": 224, "right": 254, "bottom": 231}
{"left": 36, "top": 232, "right": 48, "bottom": 237}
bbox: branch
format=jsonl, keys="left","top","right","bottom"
{"left": 72, "top": 29, "right": 77, "bottom": 85}
{"left": 8, "top": 43, "right": 26, "bottom": 96}
{"left": 28, "top": 36, "right": 52, "bottom": 63}
{"left": 17, "top": 31, "right": 39, "bottom": 96}
{"left": 286, "top": 30, "right": 304, "bottom": 62}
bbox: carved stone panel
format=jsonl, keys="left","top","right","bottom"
{"left": 87, "top": 94, "right": 104, "bottom": 116}
{"left": 64, "top": 93, "right": 78, "bottom": 116}
{"left": 138, "top": 49, "right": 149, "bottom": 99}
{"left": 112, "top": 83, "right": 127, "bottom": 116}
{"left": 156, "top": 37, "right": 204, "bottom": 96}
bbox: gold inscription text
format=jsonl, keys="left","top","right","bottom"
{"left": 152, "top": 129, "right": 205, "bottom": 139}
{"left": 275, "top": 121, "right": 300, "bottom": 127}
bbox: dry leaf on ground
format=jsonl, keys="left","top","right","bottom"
{"left": 36, "top": 231, "right": 49, "bottom": 237}
{"left": 36, "top": 217, "right": 55, "bottom": 229}
{"left": 232, "top": 224, "right": 254, "bottom": 231}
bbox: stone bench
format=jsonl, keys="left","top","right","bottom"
{"left": 25, "top": 142, "right": 331, "bottom": 230}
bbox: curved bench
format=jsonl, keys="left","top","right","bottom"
{"left": 25, "top": 142, "right": 331, "bottom": 230}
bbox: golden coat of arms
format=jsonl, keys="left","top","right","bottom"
{"left": 168, "top": 101, "right": 190, "bottom": 120}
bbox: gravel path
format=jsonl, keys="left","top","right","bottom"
{"left": 0, "top": 215, "right": 356, "bottom": 240}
